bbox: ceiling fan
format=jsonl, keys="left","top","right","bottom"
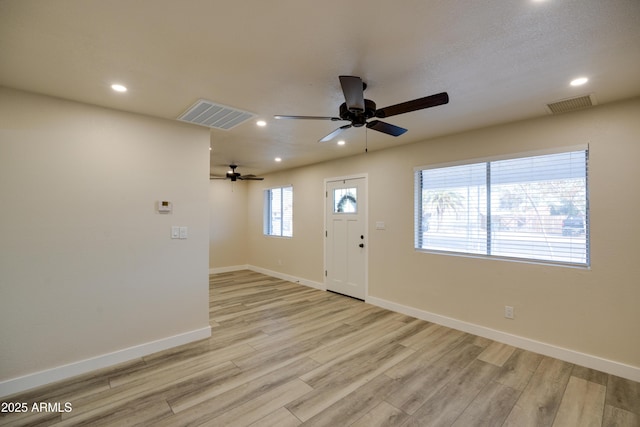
{"left": 274, "top": 75, "right": 449, "bottom": 142}
{"left": 210, "top": 164, "right": 264, "bottom": 182}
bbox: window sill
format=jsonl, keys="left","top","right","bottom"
{"left": 414, "top": 247, "right": 591, "bottom": 270}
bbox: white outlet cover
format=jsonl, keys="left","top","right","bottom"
{"left": 504, "top": 306, "right": 514, "bottom": 319}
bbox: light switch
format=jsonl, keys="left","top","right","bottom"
{"left": 179, "top": 226, "right": 188, "bottom": 239}
{"left": 375, "top": 221, "right": 386, "bottom": 230}
{"left": 171, "top": 226, "right": 180, "bottom": 239}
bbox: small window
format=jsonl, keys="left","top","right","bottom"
{"left": 415, "top": 149, "right": 589, "bottom": 266}
{"left": 264, "top": 186, "right": 293, "bottom": 237}
{"left": 334, "top": 188, "right": 357, "bottom": 213}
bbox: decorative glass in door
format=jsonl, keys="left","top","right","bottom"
{"left": 334, "top": 188, "right": 357, "bottom": 213}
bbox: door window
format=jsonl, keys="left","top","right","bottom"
{"left": 334, "top": 188, "right": 357, "bottom": 213}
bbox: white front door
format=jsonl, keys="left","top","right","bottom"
{"left": 325, "top": 177, "right": 367, "bottom": 300}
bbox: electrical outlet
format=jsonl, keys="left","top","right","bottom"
{"left": 504, "top": 305, "right": 514, "bottom": 319}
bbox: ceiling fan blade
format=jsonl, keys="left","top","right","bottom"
{"left": 209, "top": 175, "right": 228, "bottom": 180}
{"left": 339, "top": 75, "right": 365, "bottom": 113}
{"left": 375, "top": 92, "right": 449, "bottom": 119}
{"left": 319, "top": 124, "right": 352, "bottom": 142}
{"left": 366, "top": 120, "right": 407, "bottom": 137}
{"left": 238, "top": 175, "right": 264, "bottom": 181}
{"left": 274, "top": 115, "right": 343, "bottom": 121}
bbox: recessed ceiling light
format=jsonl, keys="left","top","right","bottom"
{"left": 111, "top": 83, "right": 127, "bottom": 92}
{"left": 256, "top": 120, "right": 267, "bottom": 127}
{"left": 275, "top": 157, "right": 282, "bottom": 162}
{"left": 337, "top": 140, "right": 346, "bottom": 146}
{"left": 570, "top": 77, "right": 588, "bottom": 87}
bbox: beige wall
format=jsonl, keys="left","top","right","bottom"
{"left": 209, "top": 179, "right": 248, "bottom": 269}
{"left": 0, "top": 88, "right": 211, "bottom": 387}
{"left": 245, "top": 97, "right": 640, "bottom": 371}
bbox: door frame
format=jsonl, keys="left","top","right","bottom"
{"left": 323, "top": 173, "right": 368, "bottom": 300}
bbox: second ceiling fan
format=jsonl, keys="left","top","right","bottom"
{"left": 210, "top": 164, "right": 264, "bottom": 182}
{"left": 275, "top": 75, "right": 449, "bottom": 142}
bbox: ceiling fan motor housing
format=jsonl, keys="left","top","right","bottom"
{"left": 226, "top": 164, "right": 241, "bottom": 181}
{"left": 339, "top": 99, "right": 377, "bottom": 127}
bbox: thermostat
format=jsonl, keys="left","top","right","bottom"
{"left": 157, "top": 200, "right": 172, "bottom": 214}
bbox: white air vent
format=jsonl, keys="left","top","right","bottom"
{"left": 177, "top": 99, "right": 255, "bottom": 130}
{"left": 546, "top": 94, "right": 597, "bottom": 115}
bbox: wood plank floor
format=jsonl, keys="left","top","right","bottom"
{"left": 2, "top": 270, "right": 639, "bottom": 426}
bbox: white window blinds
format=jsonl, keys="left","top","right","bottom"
{"left": 264, "top": 186, "right": 293, "bottom": 237}
{"left": 415, "top": 150, "right": 589, "bottom": 266}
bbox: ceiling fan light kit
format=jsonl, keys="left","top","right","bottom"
{"left": 275, "top": 75, "right": 449, "bottom": 143}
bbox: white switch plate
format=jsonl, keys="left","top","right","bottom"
{"left": 376, "top": 221, "right": 386, "bottom": 230}
{"left": 179, "top": 226, "right": 188, "bottom": 239}
{"left": 171, "top": 226, "right": 180, "bottom": 239}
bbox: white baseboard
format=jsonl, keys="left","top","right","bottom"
{"left": 208, "top": 265, "right": 325, "bottom": 291}
{"left": 247, "top": 265, "right": 326, "bottom": 291}
{"left": 209, "top": 265, "right": 249, "bottom": 274}
{"left": 0, "top": 326, "right": 211, "bottom": 398}
{"left": 367, "top": 296, "right": 640, "bottom": 382}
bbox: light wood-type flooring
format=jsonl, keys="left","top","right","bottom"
{"left": 2, "top": 270, "right": 639, "bottom": 426}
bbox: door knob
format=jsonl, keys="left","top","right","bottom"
{"left": 359, "top": 243, "right": 364, "bottom": 248}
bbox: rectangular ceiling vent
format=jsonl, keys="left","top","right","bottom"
{"left": 177, "top": 99, "right": 255, "bottom": 130}
{"left": 546, "top": 94, "right": 597, "bottom": 115}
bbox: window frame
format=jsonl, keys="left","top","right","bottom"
{"left": 414, "top": 147, "right": 590, "bottom": 268}
{"left": 263, "top": 185, "right": 293, "bottom": 238}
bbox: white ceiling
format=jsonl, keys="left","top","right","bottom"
{"left": 1, "top": 0, "right": 639, "bottom": 177}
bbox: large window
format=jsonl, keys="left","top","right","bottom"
{"left": 415, "top": 149, "right": 589, "bottom": 266}
{"left": 264, "top": 186, "right": 293, "bottom": 237}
